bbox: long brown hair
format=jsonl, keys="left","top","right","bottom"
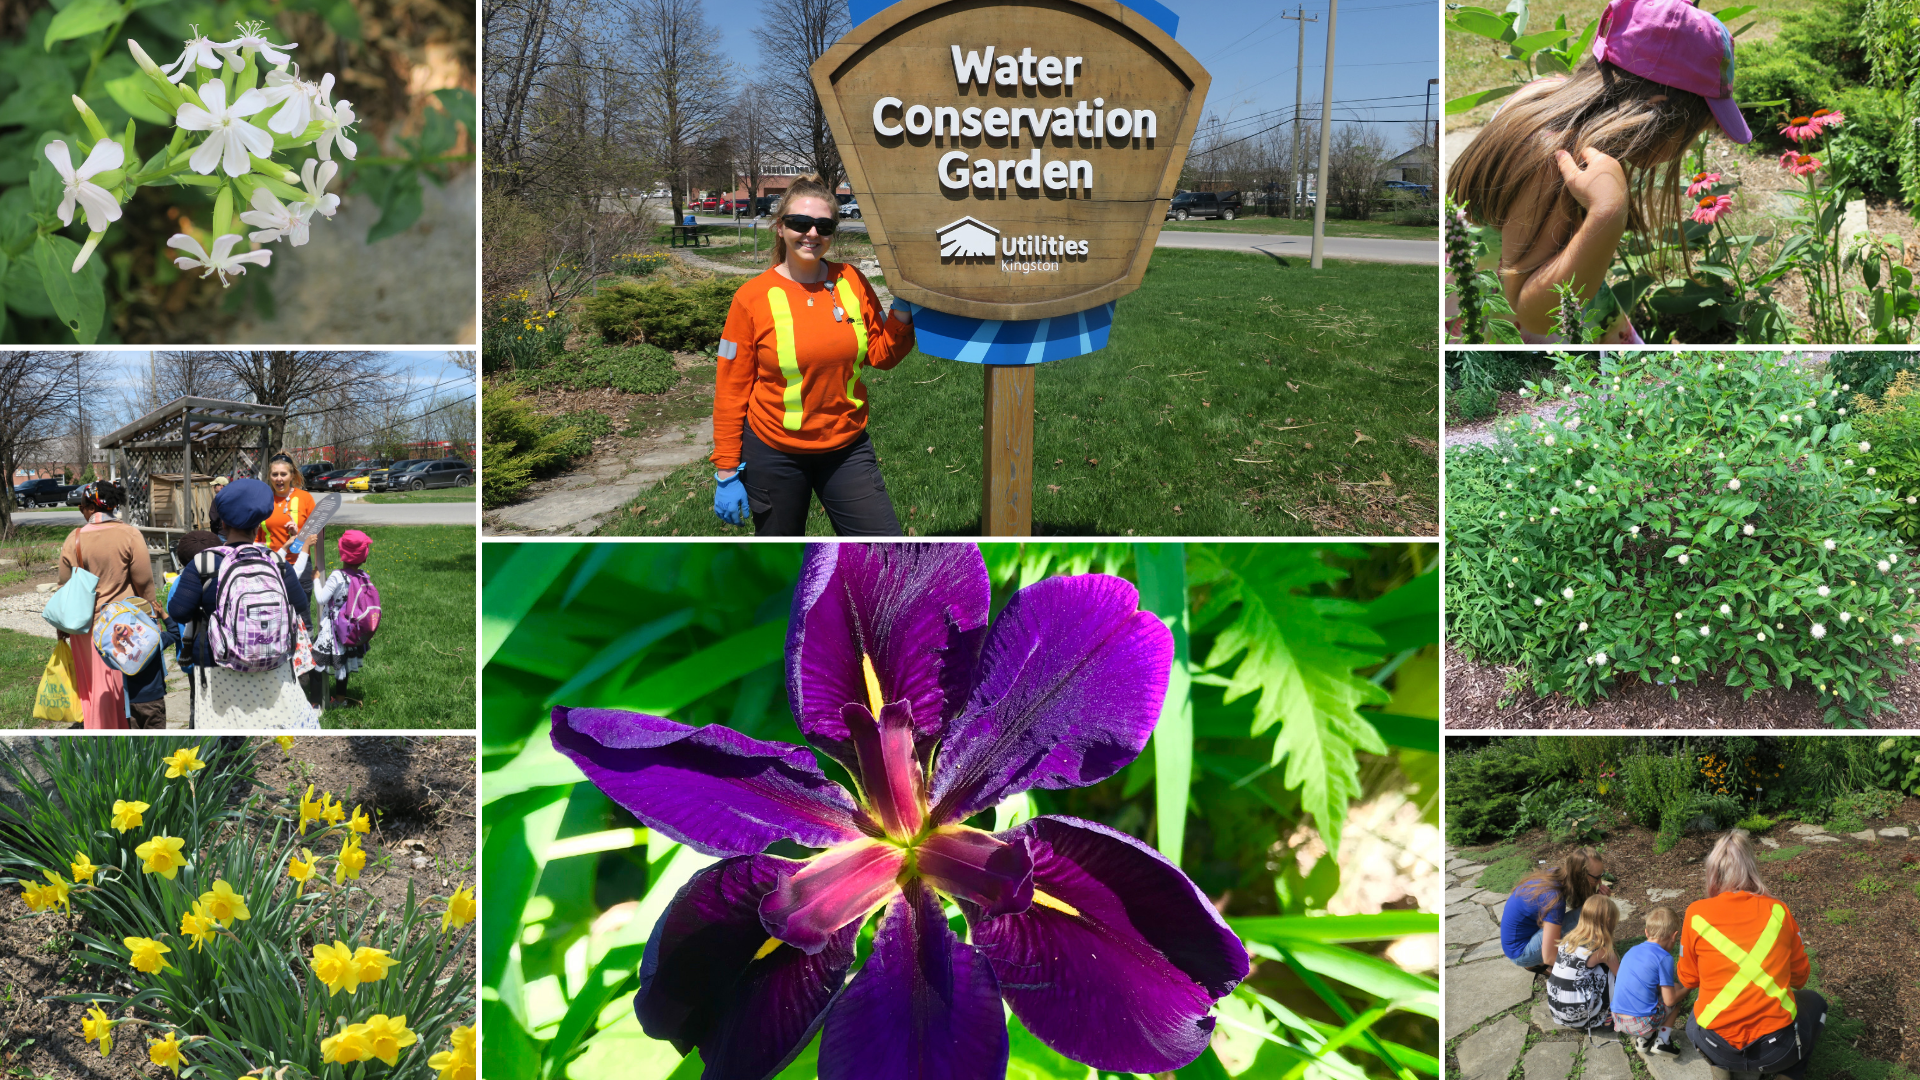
{"left": 1515, "top": 846, "right": 1604, "bottom": 915}
{"left": 769, "top": 175, "right": 839, "bottom": 268}
{"left": 1448, "top": 58, "right": 1716, "bottom": 272}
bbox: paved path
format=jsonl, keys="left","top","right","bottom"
{"left": 14, "top": 504, "right": 475, "bottom": 528}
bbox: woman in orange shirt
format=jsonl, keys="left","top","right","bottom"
{"left": 710, "top": 175, "right": 915, "bottom": 535}
{"left": 257, "top": 453, "right": 318, "bottom": 624}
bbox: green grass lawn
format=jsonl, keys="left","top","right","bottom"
{"left": 321, "top": 524, "right": 473, "bottom": 729}
{"left": 0, "top": 626, "right": 48, "bottom": 721}
{"left": 362, "top": 489, "right": 476, "bottom": 504}
{"left": 1162, "top": 217, "right": 1435, "bottom": 239}
{"left": 594, "top": 248, "right": 1439, "bottom": 537}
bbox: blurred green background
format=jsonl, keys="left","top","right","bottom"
{"left": 481, "top": 542, "right": 1440, "bottom": 1080}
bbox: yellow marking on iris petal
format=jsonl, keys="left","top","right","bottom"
{"left": 754, "top": 937, "right": 783, "bottom": 961}
{"left": 1032, "top": 890, "right": 1081, "bottom": 917}
{"left": 862, "top": 653, "right": 886, "bottom": 717}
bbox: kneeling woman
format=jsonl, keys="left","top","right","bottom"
{"left": 1501, "top": 846, "right": 1610, "bottom": 970}
{"left": 710, "top": 176, "right": 914, "bottom": 535}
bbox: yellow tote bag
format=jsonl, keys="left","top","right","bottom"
{"left": 32, "top": 639, "right": 81, "bottom": 725}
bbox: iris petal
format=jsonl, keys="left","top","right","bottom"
{"left": 551, "top": 707, "right": 867, "bottom": 858}
{"left": 966, "top": 816, "right": 1249, "bottom": 1073}
{"left": 929, "top": 574, "right": 1173, "bottom": 822}
{"left": 843, "top": 701, "right": 926, "bottom": 839}
{"left": 818, "top": 881, "right": 1008, "bottom": 1080}
{"left": 789, "top": 543, "right": 990, "bottom": 762}
{"left": 915, "top": 826, "right": 1032, "bottom": 918}
{"left": 635, "top": 855, "right": 856, "bottom": 1080}
{"left": 761, "top": 838, "right": 907, "bottom": 954}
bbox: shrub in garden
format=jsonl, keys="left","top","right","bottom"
{"left": 1546, "top": 794, "right": 1608, "bottom": 844}
{"left": 480, "top": 384, "right": 583, "bottom": 508}
{"left": 510, "top": 344, "right": 677, "bottom": 396}
{"left": 1449, "top": 353, "right": 1920, "bottom": 723}
{"left": 482, "top": 289, "right": 571, "bottom": 375}
{"left": 1444, "top": 741, "right": 1544, "bottom": 845}
{"left": 1848, "top": 370, "right": 1920, "bottom": 540}
{"left": 582, "top": 278, "right": 737, "bottom": 350}
{"left": 1827, "top": 352, "right": 1920, "bottom": 403}
{"left": 0, "top": 738, "right": 474, "bottom": 1080}
{"left": 1447, "top": 351, "right": 1556, "bottom": 422}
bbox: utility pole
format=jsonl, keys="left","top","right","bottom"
{"left": 1426, "top": 76, "right": 1439, "bottom": 188}
{"left": 1283, "top": 7, "right": 1317, "bottom": 220}
{"left": 1310, "top": 0, "right": 1338, "bottom": 268}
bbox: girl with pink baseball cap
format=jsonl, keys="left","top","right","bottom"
{"left": 313, "top": 529, "right": 381, "bottom": 707}
{"left": 1449, "top": 0, "right": 1752, "bottom": 343}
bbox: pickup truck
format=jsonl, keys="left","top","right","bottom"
{"left": 12, "top": 478, "right": 72, "bottom": 508}
{"left": 1166, "top": 191, "right": 1241, "bottom": 221}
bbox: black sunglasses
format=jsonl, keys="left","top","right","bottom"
{"left": 781, "top": 214, "right": 838, "bottom": 237}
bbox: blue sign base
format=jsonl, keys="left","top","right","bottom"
{"left": 901, "top": 300, "right": 1116, "bottom": 364}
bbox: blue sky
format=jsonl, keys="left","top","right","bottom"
{"left": 712, "top": 0, "right": 1442, "bottom": 154}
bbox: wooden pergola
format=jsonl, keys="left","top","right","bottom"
{"left": 97, "top": 397, "right": 285, "bottom": 533}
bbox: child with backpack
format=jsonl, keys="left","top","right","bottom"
{"left": 313, "top": 530, "right": 380, "bottom": 707}
{"left": 166, "top": 479, "right": 316, "bottom": 729}
{"left": 1548, "top": 894, "right": 1622, "bottom": 1033}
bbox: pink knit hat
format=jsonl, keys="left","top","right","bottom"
{"left": 338, "top": 529, "right": 372, "bottom": 567}
{"left": 1590, "top": 0, "right": 1752, "bottom": 144}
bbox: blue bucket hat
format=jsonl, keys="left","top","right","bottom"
{"left": 213, "top": 477, "right": 275, "bottom": 532}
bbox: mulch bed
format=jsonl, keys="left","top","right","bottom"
{"left": 1465, "top": 808, "right": 1920, "bottom": 1068}
{"left": 0, "top": 736, "right": 475, "bottom": 1080}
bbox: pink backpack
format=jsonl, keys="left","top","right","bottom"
{"left": 331, "top": 570, "right": 381, "bottom": 649}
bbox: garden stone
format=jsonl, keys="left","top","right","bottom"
{"left": 1759, "top": 838, "right": 1779, "bottom": 849}
{"left": 1530, "top": 996, "right": 1554, "bottom": 1033}
{"left": 1454, "top": 862, "right": 1489, "bottom": 878}
{"left": 1448, "top": 885, "right": 1484, "bottom": 904}
{"left": 1457, "top": 1015, "right": 1529, "bottom": 1080}
{"left": 1447, "top": 946, "right": 1466, "bottom": 967}
{"left": 1810, "top": 835, "right": 1842, "bottom": 843}
{"left": 1445, "top": 960, "right": 1538, "bottom": 1039}
{"left": 1849, "top": 830, "right": 1878, "bottom": 842}
{"left": 1448, "top": 857, "right": 1475, "bottom": 872}
{"left": 1448, "top": 900, "right": 1487, "bottom": 919}
{"left": 1610, "top": 897, "right": 1637, "bottom": 923}
{"left": 1448, "top": 910, "right": 1501, "bottom": 944}
{"left": 1879, "top": 827, "right": 1909, "bottom": 838}
{"left": 1477, "top": 891, "right": 1510, "bottom": 906}
{"left": 1491, "top": 900, "right": 1507, "bottom": 925}
{"left": 1635, "top": 1026, "right": 1713, "bottom": 1080}
{"left": 1585, "top": 1038, "right": 1633, "bottom": 1080}
{"left": 1462, "top": 939, "right": 1507, "bottom": 964}
{"left": 1647, "top": 888, "right": 1684, "bottom": 902}
{"left": 1787, "top": 824, "right": 1826, "bottom": 837}
{"left": 1522, "top": 1038, "right": 1578, "bottom": 1080}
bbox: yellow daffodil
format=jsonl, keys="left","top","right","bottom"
{"left": 80, "top": 1005, "right": 113, "bottom": 1057}
{"left": 441, "top": 883, "right": 475, "bottom": 932}
{"left": 69, "top": 851, "right": 97, "bottom": 885}
{"left": 198, "top": 880, "right": 249, "bottom": 925}
{"left": 321, "top": 1024, "right": 374, "bottom": 1064}
{"left": 148, "top": 1030, "right": 186, "bottom": 1076}
{"left": 39, "top": 869, "right": 70, "bottom": 914}
{"left": 348, "top": 804, "right": 371, "bottom": 835}
{"left": 322, "top": 794, "right": 346, "bottom": 826}
{"left": 21, "top": 879, "right": 50, "bottom": 912}
{"left": 352, "top": 945, "right": 399, "bottom": 987}
{"left": 135, "top": 835, "right": 187, "bottom": 879}
{"left": 161, "top": 745, "right": 206, "bottom": 778}
{"left": 361, "top": 1014, "right": 418, "bottom": 1066}
{"left": 335, "top": 835, "right": 366, "bottom": 883}
{"left": 429, "top": 1026, "right": 477, "bottom": 1080}
{"left": 124, "top": 936, "right": 172, "bottom": 975}
{"left": 276, "top": 735, "right": 295, "bottom": 752}
{"left": 288, "top": 848, "right": 316, "bottom": 896}
{"left": 312, "top": 940, "right": 361, "bottom": 995}
{"left": 180, "top": 903, "right": 217, "bottom": 952}
{"left": 110, "top": 799, "right": 150, "bottom": 833}
{"left": 298, "top": 785, "right": 325, "bottom": 834}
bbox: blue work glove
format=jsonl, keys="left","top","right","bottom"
{"left": 285, "top": 538, "right": 305, "bottom": 557}
{"left": 714, "top": 468, "right": 749, "bottom": 526}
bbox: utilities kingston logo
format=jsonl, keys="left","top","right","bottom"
{"left": 936, "top": 216, "right": 1088, "bottom": 274}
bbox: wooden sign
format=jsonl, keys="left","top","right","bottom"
{"left": 813, "top": 0, "right": 1210, "bottom": 322}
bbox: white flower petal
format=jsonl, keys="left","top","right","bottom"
{"left": 74, "top": 182, "right": 120, "bottom": 227}
{"left": 76, "top": 138, "right": 123, "bottom": 179}
{"left": 44, "top": 140, "right": 77, "bottom": 182}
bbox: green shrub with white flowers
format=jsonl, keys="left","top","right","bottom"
{"left": 1448, "top": 352, "right": 1920, "bottom": 725}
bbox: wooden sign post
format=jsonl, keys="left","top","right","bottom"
{"left": 813, "top": 0, "right": 1209, "bottom": 535}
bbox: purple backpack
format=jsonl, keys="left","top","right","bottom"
{"left": 195, "top": 545, "right": 296, "bottom": 673}
{"left": 331, "top": 570, "right": 381, "bottom": 649}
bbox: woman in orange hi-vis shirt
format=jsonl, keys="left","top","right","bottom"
{"left": 1678, "top": 831, "right": 1824, "bottom": 1080}
{"left": 710, "top": 175, "right": 914, "bottom": 535}
{"left": 257, "top": 453, "right": 318, "bottom": 626}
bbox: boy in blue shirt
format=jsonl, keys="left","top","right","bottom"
{"left": 1612, "top": 907, "right": 1686, "bottom": 1056}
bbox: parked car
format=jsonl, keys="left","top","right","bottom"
{"left": 400, "top": 459, "right": 474, "bottom": 490}
{"left": 366, "top": 459, "right": 422, "bottom": 492}
{"left": 1166, "top": 191, "right": 1241, "bottom": 221}
{"left": 717, "top": 198, "right": 754, "bottom": 215}
{"left": 839, "top": 198, "right": 861, "bottom": 219}
{"left": 299, "top": 460, "right": 335, "bottom": 484}
{"left": 754, "top": 195, "right": 778, "bottom": 216}
{"left": 1384, "top": 180, "right": 1432, "bottom": 198}
{"left": 694, "top": 195, "right": 723, "bottom": 212}
{"left": 346, "top": 474, "right": 374, "bottom": 492}
{"left": 66, "top": 486, "right": 86, "bottom": 506}
{"left": 312, "top": 469, "right": 350, "bottom": 491}
{"left": 12, "top": 478, "right": 72, "bottom": 508}
{"left": 327, "top": 468, "right": 372, "bottom": 492}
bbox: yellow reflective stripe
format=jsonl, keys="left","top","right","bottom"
{"left": 835, "top": 278, "right": 868, "bottom": 409}
{"left": 766, "top": 287, "right": 804, "bottom": 430}
{"left": 1692, "top": 907, "right": 1796, "bottom": 1027}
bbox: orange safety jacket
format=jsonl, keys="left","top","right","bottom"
{"left": 256, "top": 488, "right": 316, "bottom": 560}
{"left": 710, "top": 262, "right": 915, "bottom": 470}
{"left": 1676, "top": 892, "right": 1809, "bottom": 1049}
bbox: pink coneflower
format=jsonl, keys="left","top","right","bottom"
{"left": 1686, "top": 171, "right": 1723, "bottom": 198}
{"left": 1780, "top": 150, "right": 1821, "bottom": 176}
{"left": 1810, "top": 108, "right": 1845, "bottom": 132}
{"left": 1691, "top": 193, "right": 1733, "bottom": 224}
{"left": 1780, "top": 114, "right": 1821, "bottom": 141}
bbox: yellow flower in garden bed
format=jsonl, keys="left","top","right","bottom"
{"left": 198, "top": 880, "right": 250, "bottom": 925}
{"left": 276, "top": 735, "right": 295, "bottom": 752}
{"left": 349, "top": 804, "right": 372, "bottom": 834}
{"left": 336, "top": 834, "right": 367, "bottom": 883}
{"left": 323, "top": 794, "right": 347, "bottom": 826}
{"left": 70, "top": 851, "right": 97, "bottom": 884}
{"left": 180, "top": 904, "right": 217, "bottom": 952}
{"left": 429, "top": 1025, "right": 476, "bottom": 1080}
{"left": 442, "top": 883, "right": 475, "bottom": 932}
{"left": 80, "top": 1006, "right": 113, "bottom": 1057}
{"left": 135, "top": 835, "right": 187, "bottom": 879}
{"left": 288, "top": 848, "right": 316, "bottom": 895}
{"left": 299, "top": 785, "right": 326, "bottom": 834}
{"left": 39, "top": 870, "right": 70, "bottom": 914}
{"left": 353, "top": 945, "right": 400, "bottom": 985}
{"left": 312, "top": 940, "right": 360, "bottom": 995}
{"left": 162, "top": 745, "right": 206, "bottom": 778}
{"left": 149, "top": 1030, "right": 186, "bottom": 1075}
{"left": 321, "top": 1024, "right": 375, "bottom": 1064}
{"left": 21, "top": 878, "right": 51, "bottom": 912}
{"left": 111, "top": 799, "right": 150, "bottom": 833}
{"left": 361, "top": 1014, "right": 418, "bottom": 1066}
{"left": 124, "top": 936, "right": 173, "bottom": 974}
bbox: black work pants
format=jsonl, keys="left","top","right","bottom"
{"left": 740, "top": 425, "right": 901, "bottom": 537}
{"left": 1687, "top": 990, "right": 1825, "bottom": 1080}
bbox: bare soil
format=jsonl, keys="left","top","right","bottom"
{"left": 0, "top": 736, "right": 475, "bottom": 1080}
{"left": 1461, "top": 808, "right": 1920, "bottom": 1067}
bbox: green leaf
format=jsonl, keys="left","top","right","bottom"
{"left": 481, "top": 785, "right": 570, "bottom": 998}
{"left": 1445, "top": 84, "right": 1520, "bottom": 115}
{"left": 434, "top": 86, "right": 477, "bottom": 132}
{"left": 566, "top": 1012, "right": 691, "bottom": 1080}
{"left": 366, "top": 167, "right": 425, "bottom": 243}
{"left": 36, "top": 234, "right": 102, "bottom": 343}
{"left": 482, "top": 544, "right": 580, "bottom": 667}
{"left": 1446, "top": 8, "right": 1513, "bottom": 38}
{"left": 541, "top": 608, "right": 695, "bottom": 708}
{"left": 45, "top": 0, "right": 121, "bottom": 49}
{"left": 614, "top": 619, "right": 790, "bottom": 716}
{"left": 1262, "top": 941, "right": 1439, "bottom": 1015}
{"left": 1230, "top": 911, "right": 1438, "bottom": 944}
{"left": 1008, "top": 1013, "right": 1094, "bottom": 1079}
{"left": 1175, "top": 1048, "right": 1233, "bottom": 1080}
{"left": 1357, "top": 569, "right": 1439, "bottom": 652}
{"left": 1135, "top": 543, "right": 1192, "bottom": 864}
{"left": 103, "top": 73, "right": 172, "bottom": 124}
{"left": 1509, "top": 28, "right": 1571, "bottom": 53}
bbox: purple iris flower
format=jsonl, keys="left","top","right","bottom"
{"left": 551, "top": 543, "right": 1250, "bottom": 1080}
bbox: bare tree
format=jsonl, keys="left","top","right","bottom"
{"left": 625, "top": 0, "right": 732, "bottom": 223}
{"left": 169, "top": 352, "right": 404, "bottom": 453}
{"left": 755, "top": 0, "right": 848, "bottom": 186}
{"left": 1325, "top": 124, "right": 1389, "bottom": 221}
{"left": 733, "top": 82, "right": 773, "bottom": 217}
{"left": 0, "top": 352, "right": 93, "bottom": 537}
